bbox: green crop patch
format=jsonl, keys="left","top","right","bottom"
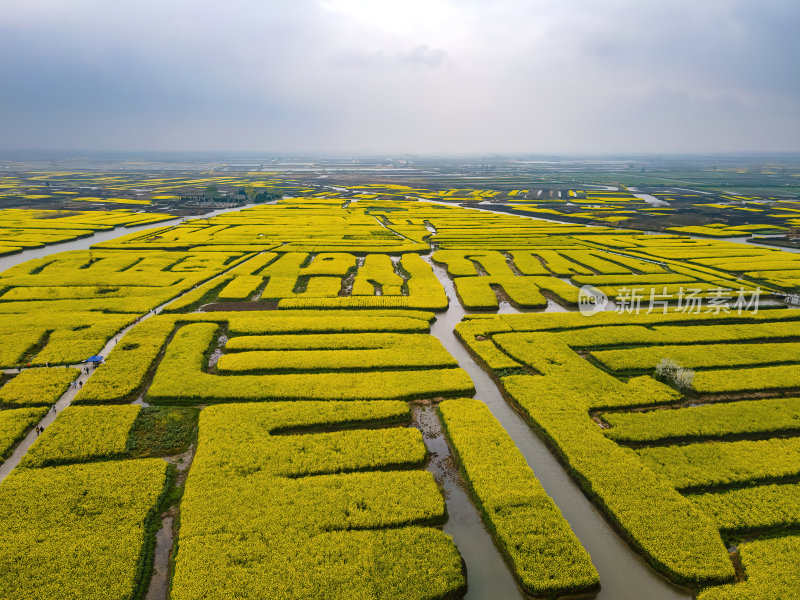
{"left": 126, "top": 406, "right": 199, "bottom": 458}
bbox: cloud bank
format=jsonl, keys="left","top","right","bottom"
{"left": 0, "top": 0, "right": 797, "bottom": 153}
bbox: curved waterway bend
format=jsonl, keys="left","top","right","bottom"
{"left": 423, "top": 256, "right": 692, "bottom": 600}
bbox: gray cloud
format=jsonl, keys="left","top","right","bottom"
{"left": 0, "top": 0, "right": 797, "bottom": 153}
{"left": 330, "top": 45, "right": 447, "bottom": 69}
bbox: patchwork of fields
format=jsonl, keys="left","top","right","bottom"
{"left": 0, "top": 208, "right": 174, "bottom": 257}
{"left": 0, "top": 191, "right": 798, "bottom": 599}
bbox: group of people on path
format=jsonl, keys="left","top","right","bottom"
{"left": 34, "top": 406, "right": 58, "bottom": 436}
{"left": 13, "top": 326, "right": 132, "bottom": 446}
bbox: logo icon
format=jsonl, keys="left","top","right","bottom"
{"left": 578, "top": 285, "right": 608, "bottom": 316}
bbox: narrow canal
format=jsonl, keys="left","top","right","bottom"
{"left": 423, "top": 255, "right": 692, "bottom": 600}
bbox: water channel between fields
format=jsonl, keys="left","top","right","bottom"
{"left": 423, "top": 256, "right": 692, "bottom": 600}
{"left": 0, "top": 202, "right": 265, "bottom": 274}
{"left": 4, "top": 198, "right": 797, "bottom": 599}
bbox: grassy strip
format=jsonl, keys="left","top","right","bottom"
{"left": 491, "top": 307, "right": 800, "bottom": 334}
{"left": 694, "top": 363, "right": 800, "bottom": 393}
{"left": 558, "top": 321, "right": 800, "bottom": 350}
{"left": 216, "top": 336, "right": 457, "bottom": 373}
{"left": 277, "top": 295, "right": 448, "bottom": 310}
{"left": 593, "top": 342, "right": 800, "bottom": 372}
{"left": 224, "top": 332, "right": 413, "bottom": 351}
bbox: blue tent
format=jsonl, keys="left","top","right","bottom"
{"left": 84, "top": 355, "right": 104, "bottom": 363}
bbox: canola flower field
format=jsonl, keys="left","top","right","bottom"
{"left": 0, "top": 182, "right": 798, "bottom": 600}
{"left": 0, "top": 208, "right": 175, "bottom": 257}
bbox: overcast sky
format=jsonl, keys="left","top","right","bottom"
{"left": 1, "top": 0, "right": 798, "bottom": 154}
